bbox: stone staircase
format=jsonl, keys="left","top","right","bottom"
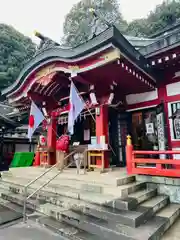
{"left": 0, "top": 167, "right": 179, "bottom": 239}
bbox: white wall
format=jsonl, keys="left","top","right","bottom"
{"left": 15, "top": 144, "right": 37, "bottom": 152}
{"left": 126, "top": 89, "right": 158, "bottom": 105}
{"left": 172, "top": 148, "right": 180, "bottom": 160}
{"left": 166, "top": 82, "right": 180, "bottom": 97}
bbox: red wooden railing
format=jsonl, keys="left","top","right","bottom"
{"left": 126, "top": 136, "right": 180, "bottom": 177}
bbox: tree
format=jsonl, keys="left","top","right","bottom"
{"left": 63, "top": 0, "right": 128, "bottom": 47}
{"left": 126, "top": 19, "right": 149, "bottom": 38}
{"left": 127, "top": 0, "right": 180, "bottom": 37}
{"left": 0, "top": 24, "right": 36, "bottom": 90}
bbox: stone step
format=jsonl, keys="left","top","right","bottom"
{"left": 0, "top": 179, "right": 84, "bottom": 199}
{"left": 156, "top": 203, "right": 180, "bottom": 233}
{"left": 1, "top": 179, "right": 152, "bottom": 211}
{"left": 161, "top": 217, "right": 180, "bottom": 239}
{"left": 0, "top": 196, "right": 34, "bottom": 215}
{"left": 31, "top": 188, "right": 158, "bottom": 228}
{"left": 3, "top": 168, "right": 135, "bottom": 186}
{"left": 100, "top": 188, "right": 157, "bottom": 210}
{"left": 0, "top": 185, "right": 163, "bottom": 228}
{"left": 128, "top": 188, "right": 157, "bottom": 204}
{"left": 75, "top": 195, "right": 169, "bottom": 228}
{"left": 0, "top": 190, "right": 45, "bottom": 212}
{"left": 37, "top": 216, "right": 105, "bottom": 240}
{"left": 140, "top": 195, "right": 169, "bottom": 213}
{"left": 2, "top": 174, "right": 141, "bottom": 197}
{"left": 38, "top": 202, "right": 180, "bottom": 240}
{"left": 35, "top": 193, "right": 167, "bottom": 228}
{"left": 0, "top": 200, "right": 22, "bottom": 225}
{"left": 1, "top": 177, "right": 146, "bottom": 200}
{"left": 0, "top": 197, "right": 24, "bottom": 214}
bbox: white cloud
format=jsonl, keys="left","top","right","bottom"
{"left": 0, "top": 0, "right": 165, "bottom": 43}
{"left": 120, "top": 0, "right": 164, "bottom": 22}
{"left": 0, "top": 0, "right": 79, "bottom": 43}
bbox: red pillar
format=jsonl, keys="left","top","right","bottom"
{"left": 96, "top": 105, "right": 109, "bottom": 168}
{"left": 96, "top": 105, "right": 108, "bottom": 143}
{"left": 34, "top": 151, "right": 40, "bottom": 166}
{"left": 47, "top": 117, "right": 57, "bottom": 165}
{"left": 126, "top": 136, "right": 133, "bottom": 175}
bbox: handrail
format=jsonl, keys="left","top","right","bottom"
{"left": 128, "top": 151, "right": 180, "bottom": 177}
{"left": 23, "top": 150, "right": 77, "bottom": 223}
{"left": 25, "top": 150, "right": 76, "bottom": 188}
{"left": 126, "top": 135, "right": 180, "bottom": 178}
{"left": 133, "top": 150, "right": 180, "bottom": 154}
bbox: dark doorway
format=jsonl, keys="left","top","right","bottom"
{"left": 109, "top": 109, "right": 130, "bottom": 167}
{"left": 131, "top": 108, "right": 160, "bottom": 151}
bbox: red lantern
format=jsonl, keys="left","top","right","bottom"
{"left": 29, "top": 115, "right": 34, "bottom": 128}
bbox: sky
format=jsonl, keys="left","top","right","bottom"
{"left": 0, "top": 0, "right": 164, "bottom": 43}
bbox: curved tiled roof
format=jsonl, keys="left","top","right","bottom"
{"left": 0, "top": 102, "right": 18, "bottom": 126}
{"left": 2, "top": 26, "right": 157, "bottom": 97}
{"left": 124, "top": 35, "right": 156, "bottom": 48}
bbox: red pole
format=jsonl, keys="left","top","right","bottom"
{"left": 33, "top": 151, "right": 40, "bottom": 166}
{"left": 95, "top": 105, "right": 109, "bottom": 168}
{"left": 47, "top": 116, "right": 57, "bottom": 165}
{"left": 126, "top": 135, "right": 133, "bottom": 175}
{"left": 33, "top": 144, "right": 41, "bottom": 166}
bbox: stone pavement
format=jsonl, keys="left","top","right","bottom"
{"left": 0, "top": 218, "right": 179, "bottom": 240}
{"left": 0, "top": 220, "right": 68, "bottom": 240}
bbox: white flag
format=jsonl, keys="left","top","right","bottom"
{"left": 28, "top": 101, "right": 45, "bottom": 140}
{"left": 68, "top": 82, "right": 85, "bottom": 135}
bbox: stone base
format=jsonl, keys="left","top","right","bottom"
{"left": 136, "top": 175, "right": 180, "bottom": 203}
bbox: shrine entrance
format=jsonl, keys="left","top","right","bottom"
{"left": 2, "top": 28, "right": 157, "bottom": 169}
{"left": 109, "top": 108, "right": 130, "bottom": 167}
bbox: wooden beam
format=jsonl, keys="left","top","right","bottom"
{"left": 28, "top": 91, "right": 59, "bottom": 111}
{"left": 28, "top": 91, "right": 52, "bottom": 103}
{"left": 74, "top": 75, "right": 90, "bottom": 85}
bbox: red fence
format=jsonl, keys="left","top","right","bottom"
{"left": 126, "top": 136, "right": 180, "bottom": 177}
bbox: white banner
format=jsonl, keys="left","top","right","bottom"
{"left": 157, "top": 113, "right": 166, "bottom": 159}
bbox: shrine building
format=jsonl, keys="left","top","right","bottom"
{"left": 2, "top": 23, "right": 180, "bottom": 167}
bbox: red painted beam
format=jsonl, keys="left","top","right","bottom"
{"left": 133, "top": 150, "right": 180, "bottom": 154}
{"left": 166, "top": 94, "right": 180, "bottom": 103}
{"left": 132, "top": 168, "right": 180, "bottom": 178}
{"left": 171, "top": 141, "right": 180, "bottom": 148}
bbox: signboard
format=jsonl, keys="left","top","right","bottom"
{"left": 84, "top": 129, "right": 90, "bottom": 141}
{"left": 146, "top": 123, "right": 154, "bottom": 134}
{"left": 157, "top": 112, "right": 166, "bottom": 159}
{"left": 174, "top": 118, "right": 180, "bottom": 139}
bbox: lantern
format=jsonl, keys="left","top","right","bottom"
{"left": 39, "top": 135, "right": 46, "bottom": 146}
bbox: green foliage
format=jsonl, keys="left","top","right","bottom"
{"left": 126, "top": 19, "right": 149, "bottom": 37}
{"left": 127, "top": 0, "right": 180, "bottom": 37}
{"left": 0, "top": 24, "right": 36, "bottom": 90}
{"left": 63, "top": 0, "right": 180, "bottom": 41}
{"left": 2, "top": 0, "right": 180, "bottom": 92}
{"left": 63, "top": 0, "right": 128, "bottom": 47}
